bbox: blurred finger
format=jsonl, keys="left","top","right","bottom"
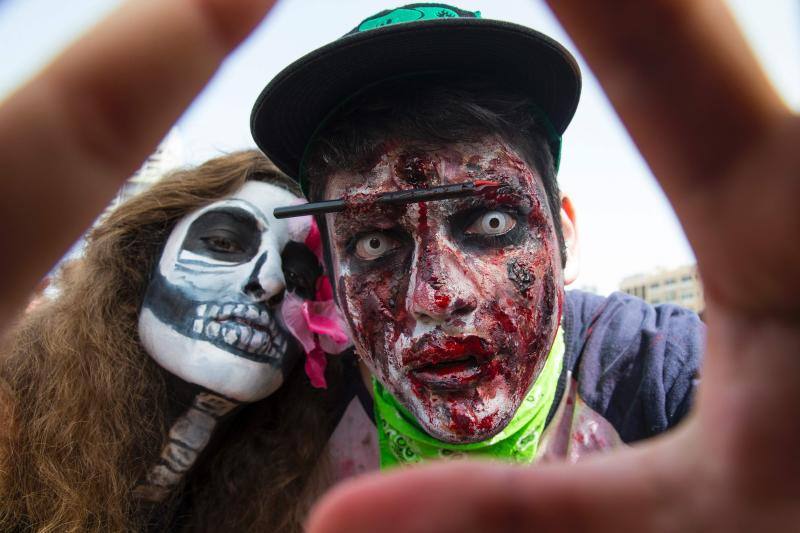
{"left": 547, "top": 0, "right": 785, "bottom": 191}
{"left": 545, "top": 0, "right": 798, "bottom": 313}
{"left": 0, "top": 0, "right": 278, "bottom": 327}
{"left": 307, "top": 442, "right": 687, "bottom": 533}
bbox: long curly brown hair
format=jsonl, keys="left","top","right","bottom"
{"left": 0, "top": 151, "right": 341, "bottom": 532}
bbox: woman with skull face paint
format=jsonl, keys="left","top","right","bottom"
{"left": 0, "top": 151, "right": 351, "bottom": 532}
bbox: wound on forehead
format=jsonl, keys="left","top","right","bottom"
{"left": 395, "top": 151, "right": 437, "bottom": 187}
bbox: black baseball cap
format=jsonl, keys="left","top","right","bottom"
{"left": 251, "top": 3, "right": 581, "bottom": 194}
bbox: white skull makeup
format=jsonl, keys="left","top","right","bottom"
{"left": 138, "top": 181, "right": 309, "bottom": 402}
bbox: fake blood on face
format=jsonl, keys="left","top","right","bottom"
{"left": 417, "top": 201, "right": 428, "bottom": 234}
{"left": 433, "top": 293, "right": 451, "bottom": 309}
{"left": 396, "top": 152, "right": 436, "bottom": 187}
{"left": 490, "top": 304, "right": 516, "bottom": 334}
{"left": 406, "top": 336, "right": 499, "bottom": 393}
{"left": 473, "top": 179, "right": 499, "bottom": 188}
{"left": 326, "top": 137, "right": 565, "bottom": 443}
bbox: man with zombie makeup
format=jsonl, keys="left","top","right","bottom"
{"left": 0, "top": 151, "right": 350, "bottom": 532}
{"left": 251, "top": 4, "right": 703, "bottom": 471}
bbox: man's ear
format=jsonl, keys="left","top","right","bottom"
{"left": 560, "top": 194, "right": 580, "bottom": 285}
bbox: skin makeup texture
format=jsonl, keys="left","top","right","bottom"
{"left": 325, "top": 136, "right": 565, "bottom": 444}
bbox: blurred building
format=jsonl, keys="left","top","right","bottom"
{"left": 619, "top": 264, "right": 704, "bottom": 313}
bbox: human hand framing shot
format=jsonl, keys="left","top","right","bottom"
{"left": 299, "top": 1, "right": 800, "bottom": 532}
{"left": 0, "top": 0, "right": 798, "bottom": 531}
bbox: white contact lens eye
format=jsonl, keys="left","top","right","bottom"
{"left": 355, "top": 232, "right": 396, "bottom": 260}
{"left": 467, "top": 211, "right": 516, "bottom": 236}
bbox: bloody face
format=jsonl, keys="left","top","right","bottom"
{"left": 324, "top": 136, "right": 564, "bottom": 443}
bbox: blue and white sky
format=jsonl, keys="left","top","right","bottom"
{"left": 2, "top": 0, "right": 798, "bottom": 294}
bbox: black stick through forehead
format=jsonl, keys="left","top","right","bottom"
{"left": 273, "top": 180, "right": 500, "bottom": 219}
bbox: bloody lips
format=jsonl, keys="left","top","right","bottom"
{"left": 405, "top": 335, "right": 497, "bottom": 391}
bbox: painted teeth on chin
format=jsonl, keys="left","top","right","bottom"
{"left": 237, "top": 324, "right": 253, "bottom": 350}
{"left": 205, "top": 321, "right": 221, "bottom": 338}
{"left": 257, "top": 332, "right": 275, "bottom": 354}
{"left": 222, "top": 327, "right": 238, "bottom": 345}
{"left": 250, "top": 330, "right": 266, "bottom": 351}
{"left": 197, "top": 303, "right": 279, "bottom": 352}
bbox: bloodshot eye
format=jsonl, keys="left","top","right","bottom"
{"left": 355, "top": 232, "right": 399, "bottom": 260}
{"left": 465, "top": 210, "right": 516, "bottom": 236}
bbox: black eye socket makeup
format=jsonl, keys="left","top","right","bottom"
{"left": 182, "top": 208, "right": 261, "bottom": 263}
{"left": 327, "top": 224, "right": 408, "bottom": 275}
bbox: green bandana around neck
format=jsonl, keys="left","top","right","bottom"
{"left": 373, "top": 327, "right": 565, "bottom": 468}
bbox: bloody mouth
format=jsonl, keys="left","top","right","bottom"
{"left": 410, "top": 356, "right": 489, "bottom": 390}
{"left": 405, "top": 335, "right": 496, "bottom": 391}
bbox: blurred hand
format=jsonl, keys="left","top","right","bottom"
{"left": 307, "top": 1, "right": 800, "bottom": 531}
{"left": 0, "top": 0, "right": 277, "bottom": 329}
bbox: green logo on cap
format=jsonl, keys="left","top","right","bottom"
{"left": 358, "top": 5, "right": 480, "bottom": 32}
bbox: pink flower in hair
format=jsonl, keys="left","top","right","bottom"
{"left": 281, "top": 217, "right": 351, "bottom": 388}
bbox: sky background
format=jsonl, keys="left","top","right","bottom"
{"left": 2, "top": 0, "right": 798, "bottom": 294}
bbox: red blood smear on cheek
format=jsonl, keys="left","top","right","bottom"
{"left": 377, "top": 266, "right": 411, "bottom": 345}
{"left": 493, "top": 305, "right": 516, "bottom": 333}
{"left": 389, "top": 296, "right": 409, "bottom": 344}
{"left": 340, "top": 264, "right": 412, "bottom": 370}
{"left": 481, "top": 358, "right": 502, "bottom": 384}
